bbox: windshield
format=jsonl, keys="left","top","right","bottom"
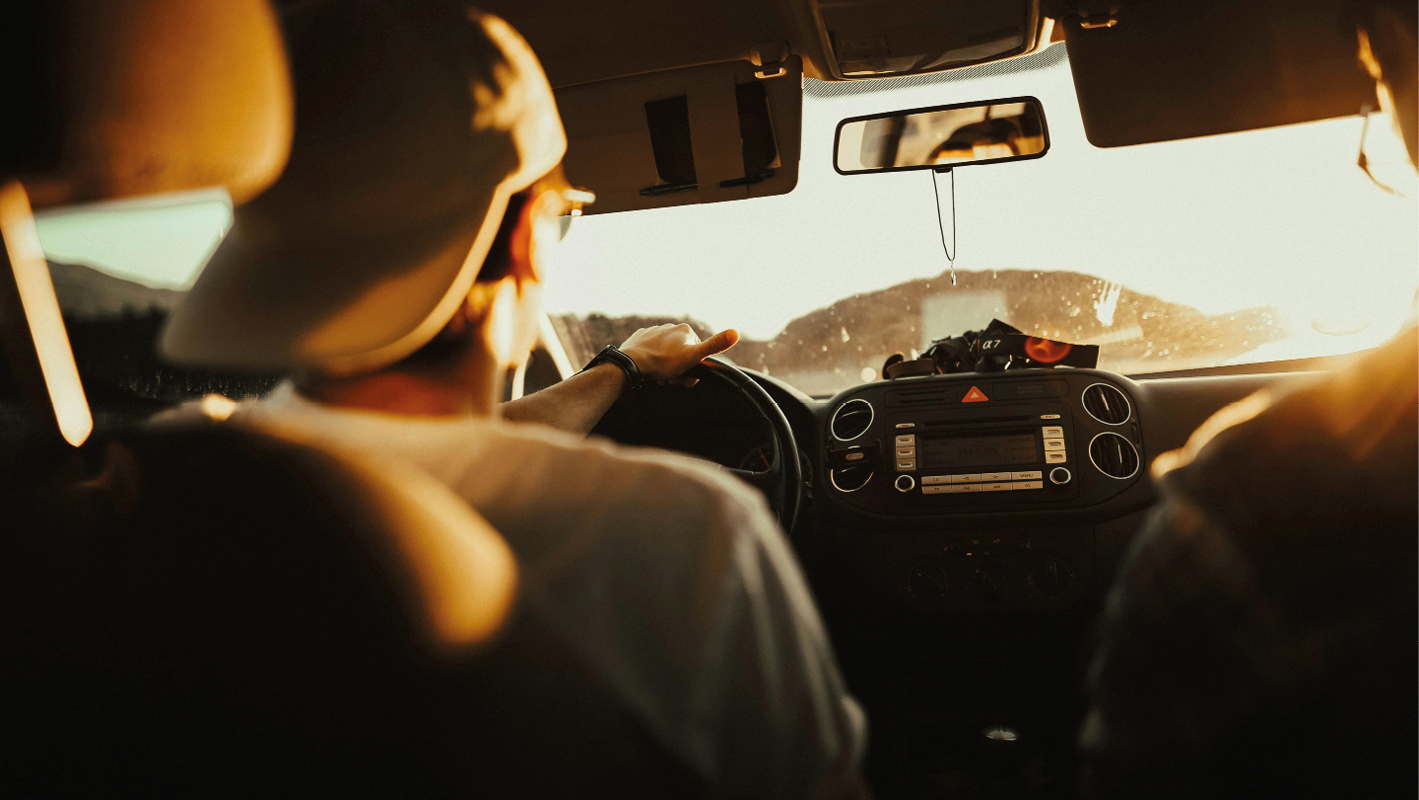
{"left": 544, "top": 43, "right": 1417, "bottom": 396}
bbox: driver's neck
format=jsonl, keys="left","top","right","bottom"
{"left": 295, "top": 348, "right": 502, "bottom": 420}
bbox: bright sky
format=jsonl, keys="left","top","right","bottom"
{"left": 34, "top": 43, "right": 1418, "bottom": 362}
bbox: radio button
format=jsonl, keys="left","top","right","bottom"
{"left": 896, "top": 459, "right": 916, "bottom": 471}
{"left": 895, "top": 434, "right": 916, "bottom": 446}
{"left": 944, "top": 484, "right": 978, "bottom": 493}
{"left": 979, "top": 482, "right": 1013, "bottom": 492}
{"left": 1041, "top": 426, "right": 1064, "bottom": 438}
{"left": 1040, "top": 414, "right": 1062, "bottom": 420}
{"left": 981, "top": 471, "right": 1011, "bottom": 482}
{"left": 1012, "top": 471, "right": 1043, "bottom": 480}
{"left": 895, "top": 475, "right": 916, "bottom": 492}
{"left": 895, "top": 448, "right": 916, "bottom": 458}
{"left": 1043, "top": 439, "right": 1066, "bottom": 451}
{"left": 844, "top": 451, "right": 865, "bottom": 462}
{"left": 894, "top": 423, "right": 916, "bottom": 429}
{"left": 1012, "top": 480, "right": 1044, "bottom": 490}
{"left": 1045, "top": 451, "right": 1067, "bottom": 463}
{"left": 924, "top": 485, "right": 952, "bottom": 494}
{"left": 922, "top": 475, "right": 950, "bottom": 485}
{"left": 948, "top": 473, "right": 982, "bottom": 483}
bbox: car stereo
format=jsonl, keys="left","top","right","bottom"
{"left": 877, "top": 400, "right": 1076, "bottom": 504}
{"left": 823, "top": 372, "right": 1143, "bottom": 515}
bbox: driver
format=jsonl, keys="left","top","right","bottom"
{"left": 1079, "top": 1, "right": 1417, "bottom": 797}
{"left": 158, "top": 2, "right": 866, "bottom": 798}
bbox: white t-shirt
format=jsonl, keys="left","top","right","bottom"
{"left": 221, "top": 383, "right": 865, "bottom": 798}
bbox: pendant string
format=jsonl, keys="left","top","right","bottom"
{"left": 932, "top": 168, "right": 957, "bottom": 285}
{"left": 1358, "top": 104, "right": 1403, "bottom": 196}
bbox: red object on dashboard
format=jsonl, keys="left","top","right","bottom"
{"left": 1024, "top": 337, "right": 1073, "bottom": 364}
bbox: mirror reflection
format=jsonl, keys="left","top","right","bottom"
{"left": 836, "top": 99, "right": 1048, "bottom": 173}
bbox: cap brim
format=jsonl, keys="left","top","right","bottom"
{"left": 161, "top": 184, "right": 504, "bottom": 375}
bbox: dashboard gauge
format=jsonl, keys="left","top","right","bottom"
{"left": 737, "top": 442, "right": 774, "bottom": 471}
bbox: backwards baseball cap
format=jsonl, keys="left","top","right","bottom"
{"left": 161, "top": 0, "right": 566, "bottom": 375}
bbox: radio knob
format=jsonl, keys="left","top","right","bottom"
{"left": 894, "top": 474, "right": 916, "bottom": 493}
{"left": 1028, "top": 556, "right": 1074, "bottom": 600}
{"left": 905, "top": 560, "right": 949, "bottom": 605}
{"left": 1049, "top": 466, "right": 1072, "bottom": 485}
{"left": 972, "top": 565, "right": 1005, "bottom": 604}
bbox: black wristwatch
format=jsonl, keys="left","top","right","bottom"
{"left": 583, "top": 344, "right": 642, "bottom": 391}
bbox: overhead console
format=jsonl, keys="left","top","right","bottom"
{"left": 823, "top": 370, "right": 1144, "bottom": 517}
{"left": 805, "top": 0, "right": 1045, "bottom": 78}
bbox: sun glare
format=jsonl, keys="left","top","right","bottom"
{"left": 0, "top": 182, "right": 93, "bottom": 447}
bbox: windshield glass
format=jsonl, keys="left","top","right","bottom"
{"left": 544, "top": 43, "right": 1417, "bottom": 396}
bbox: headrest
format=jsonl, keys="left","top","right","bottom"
{"left": 0, "top": 0, "right": 293, "bottom": 209}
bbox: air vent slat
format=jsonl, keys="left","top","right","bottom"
{"left": 1082, "top": 383, "right": 1131, "bottom": 425}
{"left": 830, "top": 466, "right": 873, "bottom": 492}
{"left": 1089, "top": 432, "right": 1140, "bottom": 479}
{"left": 830, "top": 398, "right": 875, "bottom": 441}
{"left": 886, "top": 387, "right": 953, "bottom": 407}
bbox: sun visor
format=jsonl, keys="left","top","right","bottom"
{"left": 1061, "top": 0, "right": 1376, "bottom": 147}
{"left": 555, "top": 56, "right": 802, "bottom": 215}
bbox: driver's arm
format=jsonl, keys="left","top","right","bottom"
{"left": 500, "top": 324, "right": 738, "bottom": 435}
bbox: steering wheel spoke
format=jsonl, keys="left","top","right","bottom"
{"left": 686, "top": 357, "right": 803, "bottom": 534}
{"left": 726, "top": 466, "right": 778, "bottom": 493}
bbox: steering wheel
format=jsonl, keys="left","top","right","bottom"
{"left": 688, "top": 356, "right": 803, "bottom": 535}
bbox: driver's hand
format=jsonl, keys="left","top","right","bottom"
{"left": 618, "top": 323, "right": 739, "bottom": 386}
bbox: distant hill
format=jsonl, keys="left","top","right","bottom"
{"left": 6, "top": 261, "right": 277, "bottom": 418}
{"left": 553, "top": 268, "right": 1285, "bottom": 393}
{"left": 48, "top": 260, "right": 185, "bottom": 317}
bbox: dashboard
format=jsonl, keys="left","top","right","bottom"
{"left": 589, "top": 360, "right": 1318, "bottom": 795}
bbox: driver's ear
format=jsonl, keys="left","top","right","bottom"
{"left": 465, "top": 278, "right": 520, "bottom": 367}
{"left": 509, "top": 189, "right": 560, "bottom": 287}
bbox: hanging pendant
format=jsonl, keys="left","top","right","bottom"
{"left": 950, "top": 262, "right": 956, "bottom": 286}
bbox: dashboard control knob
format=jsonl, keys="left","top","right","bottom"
{"left": 905, "top": 560, "right": 949, "bottom": 605}
{"left": 894, "top": 474, "right": 915, "bottom": 492}
{"left": 972, "top": 565, "right": 1005, "bottom": 604}
{"left": 1028, "top": 555, "right": 1074, "bottom": 600}
{"left": 1049, "top": 466, "right": 1072, "bottom": 485}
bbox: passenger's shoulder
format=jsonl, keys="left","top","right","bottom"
{"left": 1161, "top": 327, "right": 1417, "bottom": 551}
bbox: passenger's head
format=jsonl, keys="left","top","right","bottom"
{"left": 1357, "top": 0, "right": 1418, "bottom": 167}
{"left": 161, "top": 0, "right": 568, "bottom": 380}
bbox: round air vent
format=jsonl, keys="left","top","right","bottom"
{"left": 1089, "top": 432, "right": 1140, "bottom": 480}
{"left": 829, "top": 466, "right": 873, "bottom": 492}
{"left": 1082, "top": 383, "right": 1131, "bottom": 425}
{"left": 830, "top": 398, "right": 874, "bottom": 441}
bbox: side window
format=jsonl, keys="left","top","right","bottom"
{"left": 25, "top": 192, "right": 278, "bottom": 423}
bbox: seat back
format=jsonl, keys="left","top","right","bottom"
{"left": 1, "top": 422, "right": 507, "bottom": 795}
{"left": 0, "top": 421, "right": 704, "bottom": 797}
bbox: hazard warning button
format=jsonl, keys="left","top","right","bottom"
{"left": 962, "top": 386, "right": 989, "bottom": 403}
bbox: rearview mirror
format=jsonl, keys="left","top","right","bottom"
{"left": 835, "top": 97, "right": 1049, "bottom": 174}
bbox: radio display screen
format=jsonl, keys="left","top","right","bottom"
{"left": 920, "top": 433, "right": 1039, "bottom": 469}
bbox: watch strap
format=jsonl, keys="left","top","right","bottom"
{"left": 583, "top": 344, "right": 642, "bottom": 390}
